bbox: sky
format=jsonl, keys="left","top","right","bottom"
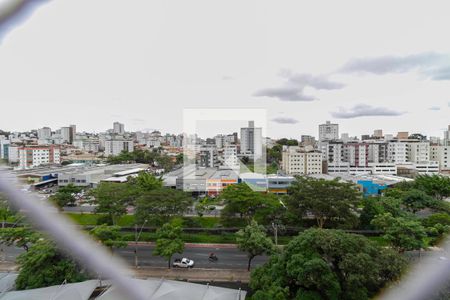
{"left": 0, "top": 0, "right": 449, "bottom": 139}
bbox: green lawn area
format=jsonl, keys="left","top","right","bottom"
{"left": 65, "top": 213, "right": 243, "bottom": 228}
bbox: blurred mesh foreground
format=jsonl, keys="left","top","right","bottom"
{"left": 0, "top": 1, "right": 449, "bottom": 299}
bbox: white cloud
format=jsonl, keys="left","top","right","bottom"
{"left": 331, "top": 104, "right": 405, "bottom": 119}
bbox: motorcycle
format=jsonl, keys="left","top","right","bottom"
{"left": 208, "top": 255, "right": 218, "bottom": 262}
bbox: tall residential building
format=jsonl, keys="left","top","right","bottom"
{"left": 0, "top": 139, "right": 10, "bottom": 160}
{"left": 198, "top": 146, "right": 219, "bottom": 168}
{"left": 373, "top": 129, "right": 383, "bottom": 138}
{"left": 407, "top": 142, "right": 430, "bottom": 164}
{"left": 37, "top": 127, "right": 52, "bottom": 140}
{"left": 344, "top": 143, "right": 369, "bottom": 167}
{"left": 113, "top": 122, "right": 125, "bottom": 134}
{"left": 319, "top": 121, "right": 339, "bottom": 141}
{"left": 367, "top": 142, "right": 388, "bottom": 163}
{"left": 223, "top": 145, "right": 239, "bottom": 169}
{"left": 18, "top": 145, "right": 61, "bottom": 169}
{"left": 387, "top": 142, "right": 408, "bottom": 163}
{"left": 104, "top": 139, "right": 133, "bottom": 156}
{"left": 281, "top": 146, "right": 322, "bottom": 175}
{"left": 240, "top": 121, "right": 262, "bottom": 159}
{"left": 60, "top": 127, "right": 74, "bottom": 144}
{"left": 430, "top": 145, "right": 450, "bottom": 170}
{"left": 300, "top": 135, "right": 316, "bottom": 146}
{"left": 444, "top": 125, "right": 450, "bottom": 146}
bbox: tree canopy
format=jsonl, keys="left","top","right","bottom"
{"left": 15, "top": 239, "right": 88, "bottom": 290}
{"left": 50, "top": 184, "right": 82, "bottom": 208}
{"left": 219, "top": 183, "right": 282, "bottom": 223}
{"left": 89, "top": 224, "right": 127, "bottom": 250}
{"left": 91, "top": 182, "right": 134, "bottom": 224}
{"left": 250, "top": 229, "right": 406, "bottom": 300}
{"left": 135, "top": 189, "right": 192, "bottom": 225}
{"left": 371, "top": 213, "right": 426, "bottom": 252}
{"left": 236, "top": 220, "right": 274, "bottom": 271}
{"left": 153, "top": 223, "right": 184, "bottom": 269}
{"left": 287, "top": 177, "right": 361, "bottom": 228}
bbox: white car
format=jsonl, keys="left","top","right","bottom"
{"left": 173, "top": 258, "right": 194, "bottom": 268}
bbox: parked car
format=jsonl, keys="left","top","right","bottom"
{"left": 172, "top": 258, "right": 194, "bottom": 268}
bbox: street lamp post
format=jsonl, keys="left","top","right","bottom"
{"left": 134, "top": 219, "right": 147, "bottom": 268}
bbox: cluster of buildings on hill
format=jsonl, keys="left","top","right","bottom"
{"left": 281, "top": 122, "right": 450, "bottom": 177}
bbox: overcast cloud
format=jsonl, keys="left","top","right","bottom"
{"left": 0, "top": 1, "right": 450, "bottom": 139}
{"left": 340, "top": 52, "right": 450, "bottom": 80}
{"left": 331, "top": 104, "right": 406, "bottom": 119}
{"left": 271, "top": 116, "right": 299, "bottom": 124}
{"left": 254, "top": 71, "right": 344, "bottom": 101}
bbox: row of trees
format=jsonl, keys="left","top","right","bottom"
{"left": 106, "top": 149, "right": 182, "bottom": 171}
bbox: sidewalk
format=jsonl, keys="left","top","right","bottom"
{"left": 134, "top": 267, "right": 250, "bottom": 282}
{"left": 0, "top": 263, "right": 250, "bottom": 283}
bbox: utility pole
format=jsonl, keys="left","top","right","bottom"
{"left": 134, "top": 219, "right": 147, "bottom": 268}
{"left": 272, "top": 222, "right": 278, "bottom": 246}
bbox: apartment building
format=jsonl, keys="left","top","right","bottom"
{"left": 430, "top": 145, "right": 450, "bottom": 170}
{"left": 407, "top": 142, "right": 430, "bottom": 164}
{"left": 387, "top": 142, "right": 408, "bottom": 164}
{"left": 319, "top": 121, "right": 339, "bottom": 141}
{"left": 18, "top": 145, "right": 61, "bottom": 169}
{"left": 223, "top": 145, "right": 239, "bottom": 169}
{"left": 240, "top": 121, "right": 262, "bottom": 159}
{"left": 104, "top": 139, "right": 134, "bottom": 156}
{"left": 0, "top": 139, "right": 10, "bottom": 160}
{"left": 197, "top": 146, "right": 219, "bottom": 168}
{"left": 113, "top": 122, "right": 125, "bottom": 134}
{"left": 344, "top": 143, "right": 369, "bottom": 167}
{"left": 281, "top": 146, "right": 322, "bottom": 175}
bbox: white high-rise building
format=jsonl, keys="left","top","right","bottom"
{"left": 407, "top": 142, "right": 430, "bottom": 164}
{"left": 319, "top": 121, "right": 339, "bottom": 141}
{"left": 240, "top": 121, "right": 262, "bottom": 159}
{"left": 344, "top": 143, "right": 369, "bottom": 167}
{"left": 444, "top": 125, "right": 450, "bottom": 146}
{"left": 223, "top": 145, "right": 239, "bottom": 169}
{"left": 281, "top": 146, "right": 322, "bottom": 175}
{"left": 60, "top": 127, "right": 73, "bottom": 144}
{"left": 104, "top": 139, "right": 133, "bottom": 156}
{"left": 430, "top": 145, "right": 450, "bottom": 170}
{"left": 113, "top": 122, "right": 125, "bottom": 134}
{"left": 387, "top": 142, "right": 408, "bottom": 164}
{"left": 37, "top": 127, "right": 52, "bottom": 140}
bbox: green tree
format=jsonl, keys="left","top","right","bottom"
{"left": 50, "top": 184, "right": 82, "bottom": 208}
{"left": 90, "top": 224, "right": 127, "bottom": 251}
{"left": 371, "top": 213, "right": 426, "bottom": 252}
{"left": 359, "top": 197, "right": 405, "bottom": 229}
{"left": 0, "top": 194, "right": 15, "bottom": 228}
{"left": 0, "top": 228, "right": 42, "bottom": 251}
{"left": 91, "top": 182, "right": 133, "bottom": 225}
{"left": 236, "top": 220, "right": 274, "bottom": 271}
{"left": 250, "top": 229, "right": 406, "bottom": 300}
{"left": 276, "top": 138, "right": 299, "bottom": 146}
{"left": 414, "top": 175, "right": 450, "bottom": 200}
{"left": 402, "top": 189, "right": 434, "bottom": 213}
{"left": 219, "top": 183, "right": 282, "bottom": 223}
{"left": 128, "top": 171, "right": 163, "bottom": 192}
{"left": 287, "top": 177, "right": 361, "bottom": 228}
{"left": 135, "top": 189, "right": 192, "bottom": 225}
{"left": 153, "top": 223, "right": 184, "bottom": 269}
{"left": 15, "top": 240, "right": 87, "bottom": 290}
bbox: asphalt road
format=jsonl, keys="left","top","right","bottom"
{"left": 0, "top": 244, "right": 268, "bottom": 270}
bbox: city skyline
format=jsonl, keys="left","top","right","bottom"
{"left": 0, "top": 1, "right": 449, "bottom": 138}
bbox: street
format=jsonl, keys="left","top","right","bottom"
{"left": 0, "top": 244, "right": 268, "bottom": 270}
